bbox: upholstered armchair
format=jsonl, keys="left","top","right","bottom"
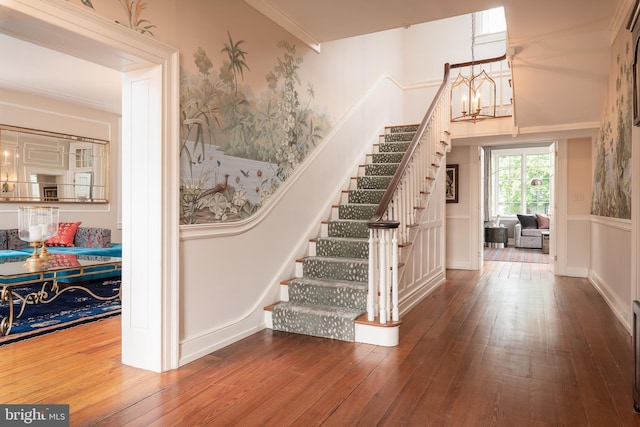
{"left": 514, "top": 214, "right": 549, "bottom": 249}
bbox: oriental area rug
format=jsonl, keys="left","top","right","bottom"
{"left": 0, "top": 279, "right": 121, "bottom": 345}
{"left": 484, "top": 247, "right": 549, "bottom": 264}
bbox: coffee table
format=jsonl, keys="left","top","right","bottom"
{"left": 0, "top": 254, "right": 122, "bottom": 335}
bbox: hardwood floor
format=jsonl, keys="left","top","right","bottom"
{"left": 1, "top": 261, "right": 639, "bottom": 426}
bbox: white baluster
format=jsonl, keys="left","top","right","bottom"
{"left": 367, "top": 229, "right": 376, "bottom": 321}
{"left": 378, "top": 230, "right": 388, "bottom": 324}
{"left": 392, "top": 228, "right": 399, "bottom": 322}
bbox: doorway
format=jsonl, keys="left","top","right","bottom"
{"left": 481, "top": 143, "right": 555, "bottom": 267}
{"left": 0, "top": 0, "right": 180, "bottom": 372}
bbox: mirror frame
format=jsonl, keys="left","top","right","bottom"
{"left": 0, "top": 124, "right": 110, "bottom": 204}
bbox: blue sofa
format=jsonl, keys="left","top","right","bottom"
{"left": 0, "top": 227, "right": 121, "bottom": 283}
{"left": 0, "top": 227, "right": 121, "bottom": 258}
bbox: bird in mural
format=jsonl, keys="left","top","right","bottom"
{"left": 240, "top": 169, "right": 250, "bottom": 177}
{"left": 196, "top": 174, "right": 230, "bottom": 201}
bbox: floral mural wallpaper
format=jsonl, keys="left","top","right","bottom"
{"left": 67, "top": 0, "right": 332, "bottom": 225}
{"left": 180, "top": 38, "right": 330, "bottom": 224}
{"left": 591, "top": 31, "right": 632, "bottom": 219}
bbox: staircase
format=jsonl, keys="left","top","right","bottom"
{"left": 266, "top": 124, "right": 419, "bottom": 342}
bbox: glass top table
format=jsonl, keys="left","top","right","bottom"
{"left": 0, "top": 254, "right": 122, "bottom": 336}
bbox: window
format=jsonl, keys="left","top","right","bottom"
{"left": 75, "top": 147, "right": 93, "bottom": 169}
{"left": 491, "top": 147, "right": 551, "bottom": 216}
{"left": 474, "top": 7, "right": 507, "bottom": 45}
{"left": 475, "top": 7, "right": 506, "bottom": 36}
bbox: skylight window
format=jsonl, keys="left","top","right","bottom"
{"left": 475, "top": 7, "right": 506, "bottom": 36}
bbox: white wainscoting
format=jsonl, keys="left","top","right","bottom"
{"left": 588, "top": 216, "right": 632, "bottom": 332}
{"left": 564, "top": 214, "right": 591, "bottom": 277}
{"left": 398, "top": 166, "right": 447, "bottom": 315}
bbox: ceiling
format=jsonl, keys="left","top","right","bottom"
{"left": 248, "top": 0, "right": 624, "bottom": 137}
{"left": 0, "top": 32, "right": 122, "bottom": 114}
{"left": 0, "top": 0, "right": 625, "bottom": 137}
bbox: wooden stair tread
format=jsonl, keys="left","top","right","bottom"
{"left": 355, "top": 313, "right": 402, "bottom": 327}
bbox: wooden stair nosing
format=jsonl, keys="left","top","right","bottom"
{"left": 355, "top": 312, "right": 402, "bottom": 327}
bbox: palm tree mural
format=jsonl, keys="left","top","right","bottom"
{"left": 69, "top": 0, "right": 156, "bottom": 36}
{"left": 181, "top": 47, "right": 222, "bottom": 176}
{"left": 116, "top": 0, "right": 157, "bottom": 35}
{"left": 179, "top": 36, "right": 331, "bottom": 224}
{"left": 221, "top": 31, "right": 250, "bottom": 96}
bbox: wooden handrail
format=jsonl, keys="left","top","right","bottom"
{"left": 368, "top": 63, "right": 451, "bottom": 227}
{"left": 450, "top": 53, "right": 507, "bottom": 70}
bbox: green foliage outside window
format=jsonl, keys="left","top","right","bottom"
{"left": 493, "top": 151, "right": 550, "bottom": 216}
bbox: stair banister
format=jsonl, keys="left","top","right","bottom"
{"left": 369, "top": 63, "right": 451, "bottom": 225}
{"left": 450, "top": 53, "right": 507, "bottom": 70}
{"left": 366, "top": 63, "right": 451, "bottom": 323}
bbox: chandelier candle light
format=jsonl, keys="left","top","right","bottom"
{"left": 450, "top": 14, "right": 497, "bottom": 122}
{"left": 17, "top": 206, "right": 59, "bottom": 271}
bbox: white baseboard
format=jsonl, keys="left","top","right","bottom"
{"left": 588, "top": 270, "right": 632, "bottom": 334}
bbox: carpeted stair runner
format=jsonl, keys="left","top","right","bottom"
{"left": 271, "top": 125, "right": 418, "bottom": 341}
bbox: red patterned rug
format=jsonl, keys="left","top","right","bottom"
{"left": 484, "top": 246, "right": 548, "bottom": 264}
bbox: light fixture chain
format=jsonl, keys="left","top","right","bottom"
{"left": 471, "top": 14, "right": 476, "bottom": 74}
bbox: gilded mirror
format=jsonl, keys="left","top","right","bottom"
{"left": 0, "top": 125, "right": 109, "bottom": 203}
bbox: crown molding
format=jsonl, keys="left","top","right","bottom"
{"left": 244, "top": 0, "right": 321, "bottom": 53}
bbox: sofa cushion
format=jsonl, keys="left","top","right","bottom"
{"left": 0, "top": 250, "right": 31, "bottom": 260}
{"left": 7, "top": 229, "right": 30, "bottom": 250}
{"left": 521, "top": 228, "right": 542, "bottom": 237}
{"left": 517, "top": 214, "right": 538, "bottom": 229}
{"left": 47, "top": 222, "right": 82, "bottom": 247}
{"left": 74, "top": 227, "right": 111, "bottom": 248}
{"left": 536, "top": 213, "right": 549, "bottom": 229}
{"left": 0, "top": 229, "right": 6, "bottom": 250}
{"left": 37, "top": 244, "right": 122, "bottom": 257}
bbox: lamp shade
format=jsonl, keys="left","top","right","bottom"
{"left": 530, "top": 178, "right": 543, "bottom": 186}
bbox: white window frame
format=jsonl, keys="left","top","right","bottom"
{"left": 491, "top": 146, "right": 551, "bottom": 218}
{"left": 474, "top": 7, "right": 507, "bottom": 45}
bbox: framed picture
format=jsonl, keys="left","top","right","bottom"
{"left": 445, "top": 164, "right": 459, "bottom": 203}
{"left": 43, "top": 186, "right": 58, "bottom": 202}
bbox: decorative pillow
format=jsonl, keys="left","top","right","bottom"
{"left": 50, "top": 253, "right": 81, "bottom": 267}
{"left": 7, "top": 229, "right": 30, "bottom": 250}
{"left": 536, "top": 213, "right": 550, "bottom": 229}
{"left": 74, "top": 227, "right": 111, "bottom": 248}
{"left": 517, "top": 214, "right": 538, "bottom": 229}
{"left": 46, "top": 222, "right": 82, "bottom": 247}
{"left": 0, "top": 230, "right": 7, "bottom": 250}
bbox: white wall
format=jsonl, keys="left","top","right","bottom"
{"left": 559, "top": 138, "right": 592, "bottom": 277}
{"left": 0, "top": 88, "right": 121, "bottom": 242}
{"left": 445, "top": 144, "right": 481, "bottom": 270}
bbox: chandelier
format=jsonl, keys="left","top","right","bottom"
{"left": 451, "top": 14, "right": 497, "bottom": 122}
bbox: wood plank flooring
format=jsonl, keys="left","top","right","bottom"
{"left": 1, "top": 260, "right": 639, "bottom": 426}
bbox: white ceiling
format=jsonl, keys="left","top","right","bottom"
{"left": 0, "top": 32, "right": 122, "bottom": 114}
{"left": 248, "top": 0, "right": 623, "bottom": 135}
{"left": 0, "top": 0, "right": 625, "bottom": 134}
